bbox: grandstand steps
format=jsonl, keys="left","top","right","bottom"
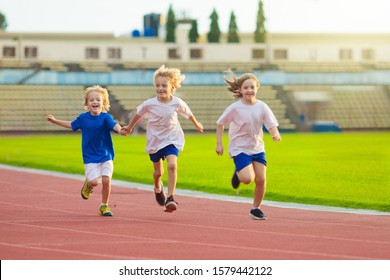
{"left": 0, "top": 85, "right": 84, "bottom": 132}
{"left": 285, "top": 85, "right": 390, "bottom": 130}
{"left": 2, "top": 82, "right": 388, "bottom": 132}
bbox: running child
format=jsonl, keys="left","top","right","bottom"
{"left": 122, "top": 65, "right": 203, "bottom": 212}
{"left": 47, "top": 85, "right": 122, "bottom": 216}
{"left": 216, "top": 70, "right": 281, "bottom": 220}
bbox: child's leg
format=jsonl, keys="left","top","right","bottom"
{"left": 165, "top": 154, "right": 178, "bottom": 197}
{"left": 88, "top": 178, "right": 99, "bottom": 188}
{"left": 237, "top": 164, "right": 255, "bottom": 185}
{"left": 101, "top": 175, "right": 111, "bottom": 204}
{"left": 152, "top": 159, "right": 164, "bottom": 190}
{"left": 84, "top": 163, "right": 100, "bottom": 189}
{"left": 252, "top": 162, "right": 266, "bottom": 208}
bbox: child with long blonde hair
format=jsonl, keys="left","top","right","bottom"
{"left": 47, "top": 85, "right": 122, "bottom": 216}
{"left": 216, "top": 70, "right": 281, "bottom": 220}
{"left": 122, "top": 65, "right": 203, "bottom": 212}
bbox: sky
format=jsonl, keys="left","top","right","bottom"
{"left": 0, "top": 0, "right": 389, "bottom": 36}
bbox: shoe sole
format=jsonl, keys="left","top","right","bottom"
{"left": 164, "top": 202, "right": 177, "bottom": 212}
{"left": 101, "top": 213, "right": 113, "bottom": 216}
{"left": 99, "top": 211, "right": 113, "bottom": 216}
{"left": 249, "top": 213, "right": 267, "bottom": 220}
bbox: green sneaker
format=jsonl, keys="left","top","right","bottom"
{"left": 81, "top": 179, "right": 93, "bottom": 200}
{"left": 99, "top": 204, "right": 113, "bottom": 216}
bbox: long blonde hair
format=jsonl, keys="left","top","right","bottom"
{"left": 83, "top": 85, "right": 110, "bottom": 112}
{"left": 153, "top": 65, "right": 185, "bottom": 93}
{"left": 224, "top": 69, "right": 260, "bottom": 98}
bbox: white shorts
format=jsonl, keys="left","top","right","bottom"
{"left": 84, "top": 160, "right": 114, "bottom": 181}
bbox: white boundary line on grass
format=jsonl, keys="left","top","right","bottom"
{"left": 1, "top": 163, "right": 389, "bottom": 216}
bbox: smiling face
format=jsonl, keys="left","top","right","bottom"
{"left": 86, "top": 91, "right": 103, "bottom": 115}
{"left": 155, "top": 75, "right": 174, "bottom": 102}
{"left": 239, "top": 78, "right": 259, "bottom": 104}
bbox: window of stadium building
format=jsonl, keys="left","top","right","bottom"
{"left": 252, "top": 49, "right": 265, "bottom": 59}
{"left": 108, "top": 48, "right": 121, "bottom": 59}
{"left": 86, "top": 48, "right": 99, "bottom": 59}
{"left": 339, "top": 49, "right": 353, "bottom": 61}
{"left": 3, "top": 46, "right": 16, "bottom": 58}
{"left": 362, "top": 49, "right": 375, "bottom": 61}
{"left": 24, "top": 47, "right": 37, "bottom": 58}
{"left": 168, "top": 48, "right": 181, "bottom": 59}
{"left": 190, "top": 48, "right": 203, "bottom": 59}
{"left": 274, "top": 49, "right": 288, "bottom": 60}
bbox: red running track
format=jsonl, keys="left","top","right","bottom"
{"left": 1, "top": 165, "right": 390, "bottom": 260}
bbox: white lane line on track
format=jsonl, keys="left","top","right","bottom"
{"left": 1, "top": 163, "right": 389, "bottom": 216}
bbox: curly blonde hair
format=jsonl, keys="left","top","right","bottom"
{"left": 153, "top": 65, "right": 185, "bottom": 93}
{"left": 83, "top": 85, "right": 110, "bottom": 112}
{"left": 224, "top": 69, "right": 260, "bottom": 98}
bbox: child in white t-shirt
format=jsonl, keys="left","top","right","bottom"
{"left": 122, "top": 65, "right": 203, "bottom": 212}
{"left": 216, "top": 70, "right": 281, "bottom": 220}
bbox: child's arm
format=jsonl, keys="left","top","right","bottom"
{"left": 216, "top": 124, "right": 224, "bottom": 156}
{"left": 121, "top": 114, "right": 142, "bottom": 135}
{"left": 268, "top": 126, "right": 282, "bottom": 142}
{"left": 112, "top": 123, "right": 122, "bottom": 134}
{"left": 47, "top": 114, "right": 72, "bottom": 129}
{"left": 188, "top": 115, "right": 203, "bottom": 132}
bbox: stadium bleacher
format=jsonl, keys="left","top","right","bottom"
{"left": 0, "top": 85, "right": 83, "bottom": 131}
{"left": 285, "top": 85, "right": 390, "bottom": 129}
{"left": 1, "top": 67, "right": 390, "bottom": 132}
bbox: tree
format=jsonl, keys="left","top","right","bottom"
{"left": 188, "top": 20, "right": 199, "bottom": 43}
{"left": 0, "top": 11, "right": 8, "bottom": 30}
{"left": 207, "top": 8, "right": 221, "bottom": 43}
{"left": 254, "top": 0, "right": 266, "bottom": 43}
{"left": 165, "top": 4, "right": 176, "bottom": 43}
{"left": 227, "top": 11, "right": 239, "bottom": 43}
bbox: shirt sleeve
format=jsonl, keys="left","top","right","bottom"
{"left": 177, "top": 99, "right": 193, "bottom": 119}
{"left": 71, "top": 115, "right": 82, "bottom": 131}
{"left": 216, "top": 104, "right": 234, "bottom": 125}
{"left": 106, "top": 113, "right": 118, "bottom": 130}
{"left": 262, "top": 104, "right": 279, "bottom": 130}
{"left": 136, "top": 101, "right": 149, "bottom": 118}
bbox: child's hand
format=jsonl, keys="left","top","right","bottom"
{"left": 216, "top": 144, "right": 224, "bottom": 156}
{"left": 47, "top": 114, "right": 56, "bottom": 123}
{"left": 272, "top": 134, "right": 282, "bottom": 142}
{"left": 121, "top": 126, "right": 131, "bottom": 136}
{"left": 195, "top": 122, "right": 204, "bottom": 133}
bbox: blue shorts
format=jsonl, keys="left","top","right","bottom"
{"left": 149, "top": 144, "right": 179, "bottom": 162}
{"left": 233, "top": 152, "right": 267, "bottom": 172}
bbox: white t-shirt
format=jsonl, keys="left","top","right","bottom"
{"left": 216, "top": 99, "right": 279, "bottom": 157}
{"left": 137, "top": 96, "right": 193, "bottom": 154}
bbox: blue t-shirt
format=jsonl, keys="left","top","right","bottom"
{"left": 71, "top": 112, "right": 118, "bottom": 164}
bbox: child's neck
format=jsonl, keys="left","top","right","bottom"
{"left": 157, "top": 95, "right": 173, "bottom": 103}
{"left": 241, "top": 98, "right": 256, "bottom": 105}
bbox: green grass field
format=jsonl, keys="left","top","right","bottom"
{"left": 1, "top": 132, "right": 389, "bottom": 211}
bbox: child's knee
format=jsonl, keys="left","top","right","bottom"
{"left": 153, "top": 169, "right": 164, "bottom": 177}
{"left": 167, "top": 163, "right": 177, "bottom": 173}
{"left": 254, "top": 175, "right": 266, "bottom": 186}
{"left": 101, "top": 176, "right": 111, "bottom": 184}
{"left": 88, "top": 178, "right": 99, "bottom": 187}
